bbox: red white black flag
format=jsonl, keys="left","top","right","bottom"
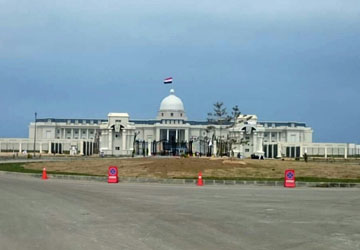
{"left": 164, "top": 77, "right": 173, "bottom": 84}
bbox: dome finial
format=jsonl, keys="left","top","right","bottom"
{"left": 170, "top": 89, "right": 175, "bottom": 95}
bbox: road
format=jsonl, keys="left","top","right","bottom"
{"left": 0, "top": 174, "right": 359, "bottom": 250}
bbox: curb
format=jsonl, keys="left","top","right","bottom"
{"left": 1, "top": 171, "right": 360, "bottom": 188}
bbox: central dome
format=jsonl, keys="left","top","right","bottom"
{"left": 159, "top": 89, "right": 184, "bottom": 111}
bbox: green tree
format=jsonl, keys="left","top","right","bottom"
{"left": 207, "top": 102, "right": 229, "bottom": 124}
{"left": 227, "top": 105, "right": 241, "bottom": 128}
{"left": 207, "top": 102, "right": 244, "bottom": 156}
{"left": 207, "top": 102, "right": 231, "bottom": 156}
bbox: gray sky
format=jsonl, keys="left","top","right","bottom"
{"left": 0, "top": 0, "right": 359, "bottom": 143}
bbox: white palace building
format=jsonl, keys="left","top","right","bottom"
{"left": 1, "top": 89, "right": 359, "bottom": 158}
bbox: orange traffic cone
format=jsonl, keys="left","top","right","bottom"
{"left": 42, "top": 168, "right": 48, "bottom": 180}
{"left": 197, "top": 172, "right": 203, "bottom": 186}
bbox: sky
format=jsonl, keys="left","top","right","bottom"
{"left": 0, "top": 0, "right": 359, "bottom": 143}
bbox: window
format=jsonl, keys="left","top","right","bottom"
{"left": 115, "top": 147, "right": 120, "bottom": 150}
{"left": 171, "top": 113, "right": 174, "bottom": 117}
{"left": 161, "top": 113, "right": 164, "bottom": 117}
{"left": 160, "top": 129, "right": 167, "bottom": 141}
{"left": 245, "top": 149, "right": 250, "bottom": 152}
{"left": 115, "top": 134, "right": 118, "bottom": 138}
{"left": 180, "top": 113, "right": 183, "bottom": 117}
{"left": 115, "top": 120, "right": 122, "bottom": 123}
{"left": 245, "top": 136, "right": 250, "bottom": 140}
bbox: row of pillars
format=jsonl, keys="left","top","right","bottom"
{"left": 263, "top": 144, "right": 350, "bottom": 159}
{"left": 0, "top": 141, "right": 94, "bottom": 155}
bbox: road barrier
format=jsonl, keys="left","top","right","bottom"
{"left": 108, "top": 166, "right": 118, "bottom": 183}
{"left": 42, "top": 168, "right": 48, "bottom": 180}
{"left": 197, "top": 172, "right": 203, "bottom": 186}
{"left": 284, "top": 170, "right": 295, "bottom": 188}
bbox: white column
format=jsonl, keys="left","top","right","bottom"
{"left": 239, "top": 131, "right": 244, "bottom": 156}
{"left": 80, "top": 141, "right": 84, "bottom": 155}
{"left": 122, "top": 130, "right": 127, "bottom": 152}
{"left": 40, "top": 143, "right": 43, "bottom": 153}
{"left": 269, "top": 132, "right": 272, "bottom": 142}
{"left": 253, "top": 132, "right": 257, "bottom": 155}
{"left": 79, "top": 129, "right": 81, "bottom": 139}
{"left": 324, "top": 147, "right": 327, "bottom": 158}
{"left": 175, "top": 129, "right": 178, "bottom": 141}
{"left": 344, "top": 147, "right": 348, "bottom": 159}
{"left": 63, "top": 128, "right": 65, "bottom": 139}
{"left": 86, "top": 129, "right": 89, "bottom": 139}
{"left": 213, "top": 140, "right": 217, "bottom": 157}
{"left": 166, "top": 129, "right": 169, "bottom": 141}
{"left": 19, "top": 142, "right": 22, "bottom": 153}
{"left": 148, "top": 139, "right": 152, "bottom": 156}
{"left": 156, "top": 128, "right": 160, "bottom": 141}
{"left": 48, "top": 141, "right": 52, "bottom": 154}
{"left": 71, "top": 129, "right": 74, "bottom": 139}
{"left": 185, "top": 129, "right": 189, "bottom": 142}
{"left": 257, "top": 134, "right": 263, "bottom": 153}
{"left": 109, "top": 130, "right": 113, "bottom": 154}
{"left": 277, "top": 144, "right": 282, "bottom": 158}
{"left": 91, "top": 142, "right": 94, "bottom": 155}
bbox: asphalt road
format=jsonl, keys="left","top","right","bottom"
{"left": 0, "top": 174, "right": 359, "bottom": 250}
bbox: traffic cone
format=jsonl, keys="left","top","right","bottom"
{"left": 197, "top": 172, "right": 203, "bottom": 186}
{"left": 42, "top": 168, "right": 48, "bottom": 180}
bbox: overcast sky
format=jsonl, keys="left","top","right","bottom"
{"left": 0, "top": 0, "right": 359, "bottom": 143}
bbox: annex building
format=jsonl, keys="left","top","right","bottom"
{"left": 1, "top": 89, "right": 359, "bottom": 158}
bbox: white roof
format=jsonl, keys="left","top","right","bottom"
{"left": 159, "top": 89, "right": 185, "bottom": 111}
{"left": 108, "top": 113, "right": 129, "bottom": 117}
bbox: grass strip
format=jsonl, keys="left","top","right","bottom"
{"left": 173, "top": 176, "right": 360, "bottom": 183}
{"left": 0, "top": 163, "right": 101, "bottom": 176}
{"left": 1, "top": 163, "right": 359, "bottom": 183}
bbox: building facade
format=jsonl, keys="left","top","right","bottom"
{"left": 0, "top": 89, "right": 359, "bottom": 158}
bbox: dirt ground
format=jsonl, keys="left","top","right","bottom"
{"left": 23, "top": 157, "right": 360, "bottom": 180}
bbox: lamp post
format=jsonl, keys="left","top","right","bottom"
{"left": 33, "top": 112, "right": 37, "bottom": 157}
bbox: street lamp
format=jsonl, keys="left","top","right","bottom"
{"left": 33, "top": 112, "right": 37, "bottom": 157}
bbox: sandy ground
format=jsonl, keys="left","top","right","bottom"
{"left": 22, "top": 157, "right": 360, "bottom": 179}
